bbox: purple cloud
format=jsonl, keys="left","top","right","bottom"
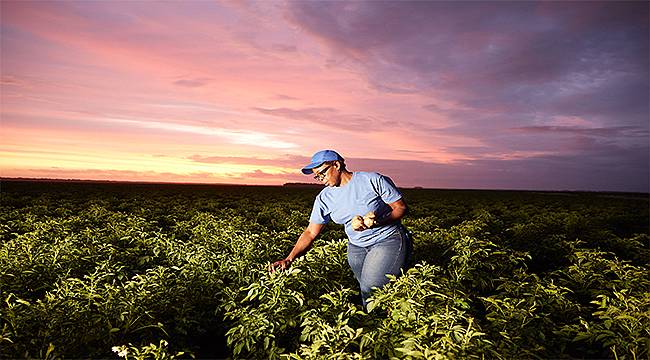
{"left": 347, "top": 152, "right": 649, "bottom": 192}
{"left": 286, "top": 2, "right": 649, "bottom": 188}
{"left": 287, "top": 2, "right": 648, "bottom": 113}
{"left": 509, "top": 126, "right": 649, "bottom": 138}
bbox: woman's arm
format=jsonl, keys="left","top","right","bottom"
{"left": 269, "top": 222, "right": 325, "bottom": 272}
{"left": 374, "top": 198, "right": 408, "bottom": 227}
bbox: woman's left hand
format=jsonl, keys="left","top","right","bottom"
{"left": 352, "top": 212, "right": 376, "bottom": 231}
{"left": 352, "top": 215, "right": 366, "bottom": 231}
{"left": 363, "top": 211, "right": 376, "bottom": 228}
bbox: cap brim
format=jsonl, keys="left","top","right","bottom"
{"left": 301, "top": 162, "right": 323, "bottom": 174}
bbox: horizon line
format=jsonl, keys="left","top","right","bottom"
{"left": 1, "top": 177, "right": 648, "bottom": 195}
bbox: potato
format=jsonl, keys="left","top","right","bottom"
{"left": 363, "top": 211, "right": 376, "bottom": 228}
{"left": 351, "top": 215, "right": 365, "bottom": 231}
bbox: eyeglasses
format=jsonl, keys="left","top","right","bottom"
{"left": 313, "top": 165, "right": 332, "bottom": 181}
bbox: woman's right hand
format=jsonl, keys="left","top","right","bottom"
{"left": 268, "top": 258, "right": 293, "bottom": 272}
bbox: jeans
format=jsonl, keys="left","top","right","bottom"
{"left": 347, "top": 225, "right": 413, "bottom": 309}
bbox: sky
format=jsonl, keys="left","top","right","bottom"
{"left": 1, "top": 1, "right": 648, "bottom": 192}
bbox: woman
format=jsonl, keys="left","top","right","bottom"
{"left": 270, "top": 149, "right": 412, "bottom": 309}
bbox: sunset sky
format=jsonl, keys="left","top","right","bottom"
{"left": 1, "top": 1, "right": 648, "bottom": 191}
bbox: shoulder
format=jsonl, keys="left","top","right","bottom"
{"left": 314, "top": 186, "right": 334, "bottom": 203}
{"left": 354, "top": 171, "right": 392, "bottom": 184}
{"left": 316, "top": 186, "right": 330, "bottom": 199}
{"left": 353, "top": 171, "right": 382, "bottom": 181}
{"left": 357, "top": 172, "right": 401, "bottom": 197}
{"left": 354, "top": 172, "right": 398, "bottom": 193}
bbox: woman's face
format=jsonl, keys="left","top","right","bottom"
{"left": 312, "top": 162, "right": 338, "bottom": 187}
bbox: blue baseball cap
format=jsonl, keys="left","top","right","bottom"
{"left": 301, "top": 150, "right": 344, "bottom": 174}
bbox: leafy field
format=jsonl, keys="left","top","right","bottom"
{"left": 1, "top": 180, "right": 648, "bottom": 359}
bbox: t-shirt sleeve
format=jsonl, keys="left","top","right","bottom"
{"left": 309, "top": 193, "right": 331, "bottom": 224}
{"left": 374, "top": 174, "right": 402, "bottom": 204}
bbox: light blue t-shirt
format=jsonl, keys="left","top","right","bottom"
{"left": 309, "top": 172, "right": 403, "bottom": 247}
